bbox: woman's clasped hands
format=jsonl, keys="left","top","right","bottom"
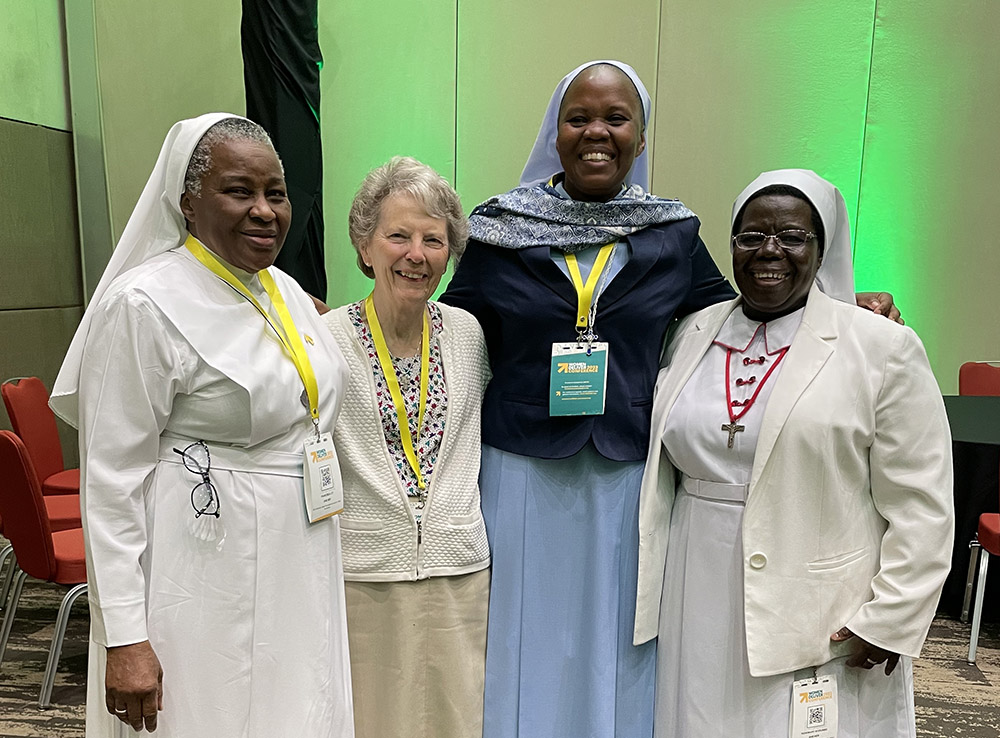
{"left": 831, "top": 626, "right": 901, "bottom": 676}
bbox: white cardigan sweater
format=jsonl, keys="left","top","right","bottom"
{"left": 325, "top": 301, "right": 491, "bottom": 581}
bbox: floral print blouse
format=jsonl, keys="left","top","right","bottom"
{"left": 348, "top": 300, "right": 448, "bottom": 521}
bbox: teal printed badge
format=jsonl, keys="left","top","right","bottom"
{"left": 549, "top": 342, "right": 609, "bottom": 416}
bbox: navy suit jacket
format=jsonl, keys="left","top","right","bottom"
{"left": 441, "top": 217, "right": 735, "bottom": 462}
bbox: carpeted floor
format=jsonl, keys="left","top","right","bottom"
{"left": 1, "top": 574, "right": 998, "bottom": 736}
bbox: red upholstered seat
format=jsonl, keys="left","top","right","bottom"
{"left": 1, "top": 377, "right": 80, "bottom": 498}
{"left": 51, "top": 528, "right": 88, "bottom": 584}
{"left": 960, "top": 361, "right": 1000, "bottom": 664}
{"left": 979, "top": 514, "right": 1000, "bottom": 558}
{"left": 0, "top": 431, "right": 88, "bottom": 709}
{"left": 44, "top": 493, "right": 83, "bottom": 534}
{"left": 43, "top": 468, "right": 80, "bottom": 496}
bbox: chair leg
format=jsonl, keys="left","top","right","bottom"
{"left": 962, "top": 538, "right": 982, "bottom": 623}
{"left": 0, "top": 568, "right": 28, "bottom": 669}
{"left": 0, "top": 544, "right": 14, "bottom": 612}
{"left": 968, "top": 546, "right": 991, "bottom": 664}
{"left": 39, "top": 582, "right": 88, "bottom": 709}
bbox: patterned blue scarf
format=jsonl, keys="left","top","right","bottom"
{"left": 468, "top": 181, "right": 696, "bottom": 252}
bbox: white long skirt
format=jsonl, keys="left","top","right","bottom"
{"left": 654, "top": 482, "right": 915, "bottom": 738}
{"left": 85, "top": 444, "right": 353, "bottom": 737}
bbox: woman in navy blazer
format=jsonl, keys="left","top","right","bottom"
{"left": 445, "top": 216, "right": 732, "bottom": 462}
{"left": 441, "top": 59, "right": 734, "bottom": 738}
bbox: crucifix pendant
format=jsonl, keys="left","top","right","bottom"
{"left": 722, "top": 421, "right": 745, "bottom": 449}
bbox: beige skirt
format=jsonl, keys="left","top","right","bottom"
{"left": 345, "top": 568, "right": 490, "bottom": 738}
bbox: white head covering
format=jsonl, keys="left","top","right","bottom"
{"left": 519, "top": 60, "right": 651, "bottom": 190}
{"left": 51, "top": 112, "right": 247, "bottom": 425}
{"left": 730, "top": 169, "right": 855, "bottom": 303}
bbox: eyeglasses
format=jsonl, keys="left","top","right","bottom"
{"left": 732, "top": 230, "right": 817, "bottom": 252}
{"left": 172, "top": 441, "right": 221, "bottom": 518}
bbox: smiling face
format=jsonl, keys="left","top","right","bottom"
{"left": 733, "top": 194, "right": 822, "bottom": 321}
{"left": 362, "top": 193, "right": 450, "bottom": 311}
{"left": 180, "top": 139, "right": 290, "bottom": 273}
{"left": 555, "top": 65, "right": 646, "bottom": 202}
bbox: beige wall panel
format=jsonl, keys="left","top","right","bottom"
{"left": 653, "top": 0, "right": 875, "bottom": 279}
{"left": 95, "top": 0, "right": 246, "bottom": 242}
{"left": 0, "top": 306, "right": 84, "bottom": 467}
{"left": 0, "top": 119, "right": 82, "bottom": 309}
{"left": 455, "top": 1, "right": 661, "bottom": 213}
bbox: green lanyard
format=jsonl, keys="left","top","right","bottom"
{"left": 184, "top": 235, "right": 321, "bottom": 433}
{"left": 364, "top": 295, "right": 430, "bottom": 490}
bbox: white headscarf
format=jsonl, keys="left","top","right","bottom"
{"left": 731, "top": 169, "right": 855, "bottom": 303}
{"left": 51, "top": 112, "right": 246, "bottom": 426}
{"left": 519, "top": 60, "right": 652, "bottom": 190}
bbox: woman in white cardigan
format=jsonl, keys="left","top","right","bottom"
{"left": 636, "top": 169, "right": 953, "bottom": 737}
{"left": 322, "top": 157, "right": 490, "bottom": 738}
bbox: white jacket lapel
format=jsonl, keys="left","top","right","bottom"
{"left": 750, "top": 285, "right": 839, "bottom": 489}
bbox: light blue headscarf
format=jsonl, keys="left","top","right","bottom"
{"left": 520, "top": 60, "right": 651, "bottom": 189}
{"left": 469, "top": 61, "right": 695, "bottom": 251}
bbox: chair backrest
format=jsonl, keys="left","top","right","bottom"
{"left": 0, "top": 431, "right": 57, "bottom": 580}
{"left": 959, "top": 362, "right": 1000, "bottom": 396}
{"left": 1, "top": 377, "right": 65, "bottom": 482}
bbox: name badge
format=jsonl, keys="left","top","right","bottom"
{"left": 549, "top": 342, "right": 608, "bottom": 416}
{"left": 302, "top": 432, "right": 343, "bottom": 522}
{"left": 789, "top": 674, "right": 837, "bottom": 738}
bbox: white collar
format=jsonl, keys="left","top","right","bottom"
{"left": 714, "top": 305, "right": 804, "bottom": 353}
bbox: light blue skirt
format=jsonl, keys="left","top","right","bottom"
{"left": 480, "top": 443, "right": 656, "bottom": 738}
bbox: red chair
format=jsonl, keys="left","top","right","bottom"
{"left": 2, "top": 377, "right": 81, "bottom": 496}
{"left": 2, "top": 377, "right": 81, "bottom": 532}
{"left": 0, "top": 431, "right": 87, "bottom": 708}
{"left": 958, "top": 361, "right": 1000, "bottom": 664}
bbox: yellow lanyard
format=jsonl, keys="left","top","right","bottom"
{"left": 364, "top": 295, "right": 430, "bottom": 490}
{"left": 564, "top": 243, "right": 615, "bottom": 329}
{"left": 184, "top": 235, "right": 321, "bottom": 432}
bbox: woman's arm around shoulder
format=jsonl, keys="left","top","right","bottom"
{"left": 673, "top": 223, "right": 737, "bottom": 319}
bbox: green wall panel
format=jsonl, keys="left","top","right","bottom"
{"left": 653, "top": 0, "right": 876, "bottom": 281}
{"left": 0, "top": 0, "right": 70, "bottom": 130}
{"left": 0, "top": 119, "right": 81, "bottom": 309}
{"left": 855, "top": 1, "right": 1000, "bottom": 393}
{"left": 96, "top": 0, "right": 246, "bottom": 242}
{"left": 319, "top": 0, "right": 457, "bottom": 308}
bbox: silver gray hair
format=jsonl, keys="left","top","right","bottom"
{"left": 348, "top": 156, "right": 468, "bottom": 278}
{"left": 183, "top": 118, "right": 282, "bottom": 197}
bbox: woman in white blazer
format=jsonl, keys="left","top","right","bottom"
{"left": 635, "top": 169, "right": 953, "bottom": 737}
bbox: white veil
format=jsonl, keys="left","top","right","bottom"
{"left": 50, "top": 112, "right": 246, "bottom": 426}
{"left": 731, "top": 169, "right": 855, "bottom": 303}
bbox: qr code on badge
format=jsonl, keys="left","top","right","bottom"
{"left": 807, "top": 705, "right": 825, "bottom": 727}
{"left": 320, "top": 464, "right": 333, "bottom": 492}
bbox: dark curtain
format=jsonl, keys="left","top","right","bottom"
{"left": 242, "top": 0, "right": 327, "bottom": 299}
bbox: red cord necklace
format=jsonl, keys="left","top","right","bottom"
{"left": 719, "top": 343, "right": 788, "bottom": 449}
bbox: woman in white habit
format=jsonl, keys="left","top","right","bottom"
{"left": 636, "top": 169, "right": 953, "bottom": 737}
{"left": 50, "top": 114, "right": 354, "bottom": 736}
